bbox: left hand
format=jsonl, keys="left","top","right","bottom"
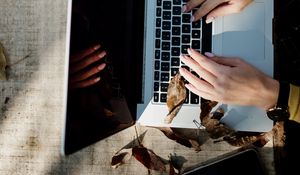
{"left": 179, "top": 48, "right": 279, "bottom": 110}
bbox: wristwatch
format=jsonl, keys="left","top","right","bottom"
{"left": 266, "top": 81, "right": 290, "bottom": 122}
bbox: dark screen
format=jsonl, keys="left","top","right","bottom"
{"left": 64, "top": 0, "right": 144, "bottom": 155}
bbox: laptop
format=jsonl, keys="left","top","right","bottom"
{"left": 62, "top": 0, "right": 274, "bottom": 155}
{"left": 137, "top": 0, "right": 274, "bottom": 131}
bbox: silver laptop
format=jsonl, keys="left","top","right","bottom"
{"left": 137, "top": 0, "right": 274, "bottom": 132}
{"left": 62, "top": 0, "right": 274, "bottom": 155}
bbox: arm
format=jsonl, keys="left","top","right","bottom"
{"left": 183, "top": 0, "right": 253, "bottom": 23}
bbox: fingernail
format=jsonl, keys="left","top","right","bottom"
{"left": 181, "top": 5, "right": 187, "bottom": 13}
{"left": 99, "top": 51, "right": 106, "bottom": 58}
{"left": 204, "top": 52, "right": 215, "bottom": 58}
{"left": 206, "top": 17, "right": 214, "bottom": 24}
{"left": 187, "top": 48, "right": 193, "bottom": 54}
{"left": 190, "top": 15, "right": 195, "bottom": 22}
{"left": 94, "top": 44, "right": 101, "bottom": 50}
{"left": 94, "top": 77, "right": 101, "bottom": 82}
{"left": 98, "top": 63, "right": 106, "bottom": 70}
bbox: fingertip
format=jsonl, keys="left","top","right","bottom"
{"left": 94, "top": 77, "right": 101, "bottom": 82}
{"left": 204, "top": 52, "right": 215, "bottom": 58}
{"left": 93, "top": 44, "right": 101, "bottom": 50}
{"left": 205, "top": 17, "right": 214, "bottom": 24}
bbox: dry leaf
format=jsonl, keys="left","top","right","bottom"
{"left": 165, "top": 73, "right": 186, "bottom": 124}
{"left": 158, "top": 127, "right": 193, "bottom": 148}
{"left": 0, "top": 43, "right": 7, "bottom": 80}
{"left": 132, "top": 144, "right": 167, "bottom": 172}
{"left": 223, "top": 132, "right": 267, "bottom": 147}
{"left": 202, "top": 107, "right": 234, "bottom": 139}
{"left": 111, "top": 148, "right": 132, "bottom": 168}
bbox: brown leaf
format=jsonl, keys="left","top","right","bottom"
{"left": 202, "top": 107, "right": 234, "bottom": 139}
{"left": 165, "top": 73, "right": 186, "bottom": 124}
{"left": 132, "top": 144, "right": 167, "bottom": 172}
{"left": 158, "top": 127, "right": 193, "bottom": 148}
{"left": 0, "top": 43, "right": 7, "bottom": 80}
{"left": 200, "top": 98, "right": 218, "bottom": 121}
{"left": 111, "top": 148, "right": 132, "bottom": 168}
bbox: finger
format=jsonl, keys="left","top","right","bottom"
{"left": 192, "top": 0, "right": 221, "bottom": 22}
{"left": 184, "top": 0, "right": 205, "bottom": 12}
{"left": 206, "top": 4, "right": 239, "bottom": 23}
{"left": 179, "top": 67, "right": 214, "bottom": 93}
{"left": 70, "top": 51, "right": 106, "bottom": 74}
{"left": 70, "top": 77, "right": 101, "bottom": 89}
{"left": 185, "top": 83, "right": 215, "bottom": 101}
{"left": 187, "top": 48, "right": 222, "bottom": 76}
{"left": 180, "top": 54, "right": 217, "bottom": 85}
{"left": 70, "top": 63, "right": 106, "bottom": 83}
{"left": 70, "top": 44, "right": 101, "bottom": 63}
{"left": 205, "top": 54, "right": 241, "bottom": 67}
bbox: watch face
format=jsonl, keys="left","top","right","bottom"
{"left": 266, "top": 108, "right": 289, "bottom": 122}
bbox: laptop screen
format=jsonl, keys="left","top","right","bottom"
{"left": 63, "top": 0, "right": 144, "bottom": 155}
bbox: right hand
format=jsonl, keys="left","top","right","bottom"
{"left": 69, "top": 44, "right": 106, "bottom": 89}
{"left": 182, "top": 0, "right": 253, "bottom": 23}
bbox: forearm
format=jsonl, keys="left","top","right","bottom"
{"left": 288, "top": 84, "right": 300, "bottom": 123}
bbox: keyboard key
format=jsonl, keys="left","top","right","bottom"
{"left": 172, "top": 27, "right": 180, "bottom": 35}
{"left": 192, "top": 30, "right": 201, "bottom": 38}
{"left": 161, "top": 52, "right": 170, "bottom": 61}
{"left": 171, "top": 57, "right": 180, "bottom": 66}
{"left": 156, "top": 29, "right": 161, "bottom": 38}
{"left": 154, "top": 93, "right": 159, "bottom": 102}
{"left": 182, "top": 24, "right": 191, "bottom": 33}
{"left": 155, "top": 50, "right": 160, "bottom": 59}
{"left": 172, "top": 37, "right": 180, "bottom": 46}
{"left": 181, "top": 45, "right": 189, "bottom": 54}
{"left": 156, "top": 18, "right": 161, "bottom": 27}
{"left": 156, "top": 8, "right": 161, "bottom": 17}
{"left": 171, "top": 47, "right": 180, "bottom": 56}
{"left": 171, "top": 68, "right": 179, "bottom": 76}
{"left": 192, "top": 40, "right": 201, "bottom": 49}
{"left": 173, "top": 6, "right": 181, "bottom": 15}
{"left": 173, "top": 0, "right": 181, "bottom": 5}
{"left": 157, "top": 0, "right": 162, "bottom": 6}
{"left": 161, "top": 83, "right": 169, "bottom": 92}
{"left": 182, "top": 14, "right": 191, "bottom": 23}
{"left": 155, "top": 39, "right": 160, "bottom": 48}
{"left": 161, "top": 62, "right": 170, "bottom": 71}
{"left": 154, "top": 82, "right": 159, "bottom": 91}
{"left": 162, "top": 21, "right": 171, "bottom": 30}
{"left": 163, "top": 1, "right": 171, "bottom": 10}
{"left": 182, "top": 35, "right": 190, "bottom": 43}
{"left": 192, "top": 20, "right": 201, "bottom": 28}
{"left": 155, "top": 60, "right": 160, "bottom": 70}
{"left": 162, "top": 42, "right": 170, "bottom": 50}
{"left": 172, "top": 16, "right": 181, "bottom": 25}
{"left": 161, "top": 72, "right": 169, "bottom": 81}
{"left": 163, "top": 11, "right": 171, "bottom": 20}
{"left": 160, "top": 93, "right": 167, "bottom": 102}
{"left": 191, "top": 92, "right": 199, "bottom": 104}
{"left": 162, "top": 31, "right": 171, "bottom": 40}
{"left": 154, "top": 71, "right": 160, "bottom": 80}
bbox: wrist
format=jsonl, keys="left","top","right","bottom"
{"left": 261, "top": 78, "right": 279, "bottom": 111}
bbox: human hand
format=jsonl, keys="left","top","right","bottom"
{"left": 179, "top": 48, "right": 279, "bottom": 110}
{"left": 182, "top": 0, "right": 253, "bottom": 23}
{"left": 69, "top": 44, "right": 106, "bottom": 89}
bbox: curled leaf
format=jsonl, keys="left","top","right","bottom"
{"left": 132, "top": 144, "right": 167, "bottom": 172}
{"left": 158, "top": 127, "right": 193, "bottom": 148}
{"left": 111, "top": 148, "right": 133, "bottom": 168}
{"left": 165, "top": 73, "right": 186, "bottom": 124}
{"left": 0, "top": 43, "right": 7, "bottom": 80}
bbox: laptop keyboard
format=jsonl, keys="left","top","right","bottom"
{"left": 153, "top": 0, "right": 201, "bottom": 105}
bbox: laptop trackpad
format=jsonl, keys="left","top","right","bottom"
{"left": 220, "top": 2, "right": 266, "bottom": 64}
